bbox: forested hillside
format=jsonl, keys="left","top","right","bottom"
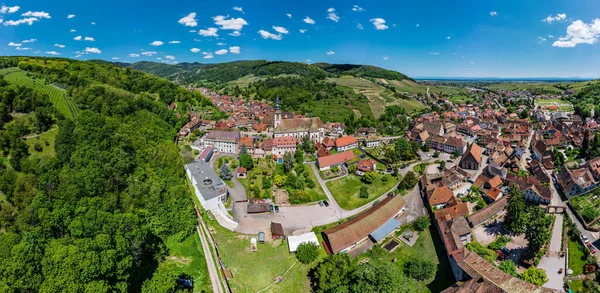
{"left": 569, "top": 82, "right": 600, "bottom": 118}
{"left": 0, "top": 57, "right": 215, "bottom": 292}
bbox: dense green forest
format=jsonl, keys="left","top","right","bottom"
{"left": 0, "top": 57, "right": 215, "bottom": 292}
{"left": 569, "top": 83, "right": 600, "bottom": 118}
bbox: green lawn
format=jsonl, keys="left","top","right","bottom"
{"left": 25, "top": 126, "right": 58, "bottom": 160}
{"left": 302, "top": 164, "right": 327, "bottom": 202}
{"left": 204, "top": 214, "right": 323, "bottom": 293}
{"left": 162, "top": 233, "right": 212, "bottom": 293}
{"left": 326, "top": 173, "right": 400, "bottom": 210}
{"left": 568, "top": 236, "right": 587, "bottom": 275}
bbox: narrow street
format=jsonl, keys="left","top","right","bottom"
{"left": 537, "top": 214, "right": 565, "bottom": 291}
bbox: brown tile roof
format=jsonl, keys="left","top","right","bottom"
{"left": 316, "top": 147, "right": 330, "bottom": 157}
{"left": 239, "top": 136, "right": 253, "bottom": 148}
{"left": 357, "top": 159, "right": 376, "bottom": 172}
{"left": 323, "top": 195, "right": 406, "bottom": 253}
{"left": 272, "top": 136, "right": 297, "bottom": 147}
{"left": 429, "top": 186, "right": 455, "bottom": 206}
{"left": 463, "top": 143, "right": 483, "bottom": 164}
{"left": 205, "top": 130, "right": 240, "bottom": 143}
{"left": 335, "top": 136, "right": 358, "bottom": 148}
{"left": 322, "top": 136, "right": 334, "bottom": 148}
{"left": 274, "top": 117, "right": 323, "bottom": 133}
{"left": 271, "top": 222, "right": 284, "bottom": 236}
{"left": 317, "top": 150, "right": 355, "bottom": 168}
{"left": 466, "top": 196, "right": 508, "bottom": 227}
{"left": 434, "top": 202, "right": 469, "bottom": 219}
{"left": 488, "top": 175, "right": 503, "bottom": 188}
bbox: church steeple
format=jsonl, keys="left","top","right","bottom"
{"left": 274, "top": 96, "right": 282, "bottom": 129}
{"left": 275, "top": 96, "right": 281, "bottom": 110}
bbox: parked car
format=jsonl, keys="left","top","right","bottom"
{"left": 258, "top": 232, "right": 265, "bottom": 244}
{"left": 269, "top": 204, "right": 274, "bottom": 213}
{"left": 495, "top": 250, "right": 505, "bottom": 261}
{"left": 323, "top": 200, "right": 329, "bottom": 207}
{"left": 591, "top": 246, "right": 597, "bottom": 254}
{"left": 274, "top": 205, "right": 279, "bottom": 213}
{"left": 500, "top": 247, "right": 511, "bottom": 256}
{"left": 583, "top": 234, "right": 590, "bottom": 244}
{"left": 319, "top": 201, "right": 323, "bottom": 207}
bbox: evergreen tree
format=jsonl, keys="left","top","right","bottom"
{"left": 219, "top": 163, "right": 233, "bottom": 180}
{"left": 504, "top": 186, "right": 528, "bottom": 234}
{"left": 283, "top": 152, "right": 293, "bottom": 174}
{"left": 525, "top": 207, "right": 551, "bottom": 253}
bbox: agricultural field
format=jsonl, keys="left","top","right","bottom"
{"left": 483, "top": 82, "right": 564, "bottom": 93}
{"left": 326, "top": 173, "right": 400, "bottom": 210}
{"left": 0, "top": 67, "right": 78, "bottom": 118}
{"left": 535, "top": 98, "right": 574, "bottom": 112}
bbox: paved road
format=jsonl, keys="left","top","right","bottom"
{"left": 209, "top": 153, "right": 247, "bottom": 202}
{"left": 537, "top": 214, "right": 565, "bottom": 291}
{"left": 196, "top": 223, "right": 224, "bottom": 293}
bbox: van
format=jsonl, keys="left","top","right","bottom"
{"left": 258, "top": 232, "right": 265, "bottom": 244}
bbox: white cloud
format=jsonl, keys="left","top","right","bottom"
{"left": 189, "top": 30, "right": 196, "bottom": 33}
{"left": 3, "top": 17, "right": 38, "bottom": 26}
{"left": 84, "top": 47, "right": 101, "bottom": 54}
{"left": 327, "top": 8, "right": 340, "bottom": 22}
{"left": 357, "top": 23, "right": 363, "bottom": 30}
{"left": 22, "top": 38, "right": 36, "bottom": 43}
{"left": 213, "top": 15, "right": 248, "bottom": 30}
{"left": 352, "top": 5, "right": 365, "bottom": 12}
{"left": 150, "top": 40, "right": 163, "bottom": 46}
{"left": 84, "top": 37, "right": 95, "bottom": 41}
{"left": 542, "top": 13, "right": 567, "bottom": 24}
{"left": 46, "top": 51, "right": 60, "bottom": 55}
{"left": 233, "top": 6, "right": 243, "bottom": 13}
{"left": 1, "top": 19, "right": 4, "bottom": 24}
{"left": 217, "top": 42, "right": 226, "bottom": 46}
{"left": 54, "top": 44, "right": 65, "bottom": 48}
{"left": 286, "top": 13, "right": 292, "bottom": 18}
{"left": 112, "top": 57, "right": 120, "bottom": 60}
{"left": 199, "top": 27, "right": 219, "bottom": 37}
{"left": 416, "top": 23, "right": 420, "bottom": 27}
{"left": 258, "top": 30, "right": 282, "bottom": 40}
{"left": 8, "top": 42, "right": 21, "bottom": 47}
{"left": 129, "top": 53, "right": 140, "bottom": 58}
{"left": 370, "top": 18, "right": 388, "bottom": 30}
{"left": 190, "top": 48, "right": 201, "bottom": 53}
{"left": 548, "top": 35, "right": 555, "bottom": 38}
{"left": 74, "top": 36, "right": 82, "bottom": 41}
{"left": 429, "top": 52, "right": 440, "bottom": 55}
{"left": 326, "top": 50, "right": 335, "bottom": 55}
{"left": 67, "top": 14, "right": 75, "bottom": 19}
{"left": 15, "top": 47, "right": 30, "bottom": 51}
{"left": 446, "top": 36, "right": 451, "bottom": 40}
{"left": 166, "top": 55, "right": 175, "bottom": 60}
{"left": 203, "top": 52, "right": 213, "bottom": 59}
{"left": 179, "top": 12, "right": 197, "bottom": 27}
{"left": 490, "top": 11, "right": 497, "bottom": 16}
{"left": 21, "top": 11, "right": 51, "bottom": 19}
{"left": 70, "top": 29, "right": 76, "bottom": 32}
{"left": 229, "top": 46, "right": 240, "bottom": 54}
{"left": 90, "top": 21, "right": 95, "bottom": 25}
{"left": 303, "top": 16, "right": 315, "bottom": 24}
{"left": 141, "top": 51, "right": 157, "bottom": 56}
{"left": 0, "top": 5, "right": 19, "bottom": 14}
{"left": 215, "top": 49, "right": 228, "bottom": 55}
{"left": 306, "top": 59, "right": 311, "bottom": 62}
{"left": 168, "top": 40, "right": 181, "bottom": 44}
{"left": 299, "top": 29, "right": 307, "bottom": 33}
{"left": 536, "top": 36, "right": 547, "bottom": 43}
{"left": 552, "top": 19, "right": 600, "bottom": 48}
{"left": 470, "top": 61, "right": 475, "bottom": 64}
{"left": 383, "top": 56, "right": 388, "bottom": 60}
{"left": 273, "top": 25, "right": 289, "bottom": 34}
{"left": 229, "top": 30, "right": 241, "bottom": 36}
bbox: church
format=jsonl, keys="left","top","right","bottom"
{"left": 273, "top": 97, "right": 325, "bottom": 143}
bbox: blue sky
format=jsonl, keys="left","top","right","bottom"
{"left": 1, "top": 0, "right": 600, "bottom": 78}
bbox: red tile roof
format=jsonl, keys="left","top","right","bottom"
{"left": 335, "top": 136, "right": 358, "bottom": 148}
{"left": 317, "top": 150, "right": 356, "bottom": 168}
{"left": 272, "top": 136, "right": 297, "bottom": 147}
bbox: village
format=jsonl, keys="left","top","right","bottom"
{"left": 180, "top": 85, "right": 600, "bottom": 292}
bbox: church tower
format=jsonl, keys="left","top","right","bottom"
{"left": 274, "top": 96, "right": 282, "bottom": 129}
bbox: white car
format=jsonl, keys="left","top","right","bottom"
{"left": 583, "top": 234, "right": 590, "bottom": 244}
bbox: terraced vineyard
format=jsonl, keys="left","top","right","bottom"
{"left": 0, "top": 67, "right": 78, "bottom": 117}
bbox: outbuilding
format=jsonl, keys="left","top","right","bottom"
{"left": 287, "top": 232, "right": 319, "bottom": 253}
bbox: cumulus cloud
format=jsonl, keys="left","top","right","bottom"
{"left": 273, "top": 25, "right": 289, "bottom": 34}
{"left": 199, "top": 27, "right": 219, "bottom": 37}
{"left": 215, "top": 49, "right": 228, "bottom": 55}
{"left": 74, "top": 36, "right": 82, "bottom": 41}
{"left": 22, "top": 38, "right": 36, "bottom": 43}
{"left": 370, "top": 18, "right": 388, "bottom": 30}
{"left": 70, "top": 29, "right": 76, "bottom": 32}
{"left": 446, "top": 36, "right": 451, "bottom": 40}
{"left": 213, "top": 15, "right": 248, "bottom": 30}
{"left": 357, "top": 23, "right": 363, "bottom": 30}
{"left": 141, "top": 51, "right": 157, "bottom": 56}
{"left": 217, "top": 42, "right": 226, "bottom": 46}
{"left": 536, "top": 36, "right": 547, "bottom": 44}
{"left": 258, "top": 30, "right": 282, "bottom": 40}
{"left": 189, "top": 30, "right": 196, "bottom": 33}
{"left": 416, "top": 23, "right": 420, "bottom": 27}
{"left": 326, "top": 50, "right": 335, "bottom": 55}
{"left": 299, "top": 29, "right": 307, "bottom": 33}
{"left": 90, "top": 21, "right": 95, "bottom": 25}
{"left": 429, "top": 52, "right": 440, "bottom": 55}
{"left": 21, "top": 11, "right": 51, "bottom": 19}
{"left": 150, "top": 40, "right": 163, "bottom": 46}
{"left": 0, "top": 5, "right": 19, "bottom": 14}
{"left": 8, "top": 42, "right": 21, "bottom": 47}
{"left": 3, "top": 17, "right": 38, "bottom": 26}
{"left": 229, "top": 31, "right": 241, "bottom": 36}
{"left": 165, "top": 55, "right": 175, "bottom": 60}
{"left": 327, "top": 8, "right": 340, "bottom": 22}
{"left": 54, "top": 44, "right": 65, "bottom": 48}
{"left": 84, "top": 47, "right": 101, "bottom": 54}
{"left": 542, "top": 13, "right": 567, "bottom": 23}
{"left": 383, "top": 56, "right": 389, "bottom": 60}
{"left": 229, "top": 46, "right": 240, "bottom": 54}
{"left": 190, "top": 48, "right": 201, "bottom": 53}
{"left": 46, "top": 51, "right": 60, "bottom": 55}
{"left": 112, "top": 57, "right": 120, "bottom": 60}
{"left": 286, "top": 13, "right": 292, "bottom": 18}
{"left": 203, "top": 52, "right": 213, "bottom": 59}
{"left": 352, "top": 5, "right": 365, "bottom": 12}
{"left": 548, "top": 35, "right": 555, "bottom": 38}
{"left": 67, "top": 14, "right": 75, "bottom": 18}
{"left": 178, "top": 12, "right": 197, "bottom": 27}
{"left": 490, "top": 11, "right": 497, "bottom": 16}
{"left": 129, "top": 53, "right": 140, "bottom": 58}
{"left": 84, "top": 37, "right": 95, "bottom": 41}
{"left": 168, "top": 40, "right": 181, "bottom": 44}
{"left": 303, "top": 16, "right": 315, "bottom": 24}
{"left": 552, "top": 19, "right": 600, "bottom": 47}
{"left": 15, "top": 47, "right": 30, "bottom": 51}
{"left": 233, "top": 6, "right": 243, "bottom": 13}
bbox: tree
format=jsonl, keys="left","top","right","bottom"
{"left": 239, "top": 144, "right": 248, "bottom": 155}
{"left": 309, "top": 254, "right": 355, "bottom": 293}
{"left": 295, "top": 149, "right": 304, "bottom": 164}
{"left": 274, "top": 174, "right": 287, "bottom": 187}
{"left": 305, "top": 178, "right": 315, "bottom": 188}
{"left": 504, "top": 186, "right": 527, "bottom": 234}
{"left": 399, "top": 171, "right": 418, "bottom": 190}
{"left": 439, "top": 160, "right": 446, "bottom": 170}
{"left": 404, "top": 258, "right": 436, "bottom": 281}
{"left": 219, "top": 163, "right": 233, "bottom": 180}
{"left": 394, "top": 138, "right": 415, "bottom": 161}
{"left": 525, "top": 207, "right": 551, "bottom": 253}
{"left": 302, "top": 135, "right": 316, "bottom": 153}
{"left": 296, "top": 242, "right": 319, "bottom": 264}
{"left": 360, "top": 186, "right": 369, "bottom": 198}
{"left": 362, "top": 171, "right": 376, "bottom": 184}
{"left": 520, "top": 267, "right": 548, "bottom": 286}
{"left": 34, "top": 106, "right": 54, "bottom": 132}
{"left": 9, "top": 138, "right": 29, "bottom": 171}
{"left": 262, "top": 177, "right": 272, "bottom": 190}
{"left": 413, "top": 216, "right": 430, "bottom": 231}
{"left": 348, "top": 164, "right": 357, "bottom": 173}
{"left": 353, "top": 261, "right": 416, "bottom": 293}
{"left": 519, "top": 108, "right": 529, "bottom": 119}
{"left": 498, "top": 260, "right": 518, "bottom": 277}
{"left": 239, "top": 153, "right": 254, "bottom": 170}
{"left": 283, "top": 152, "right": 293, "bottom": 174}
{"left": 33, "top": 142, "right": 43, "bottom": 152}
{"left": 433, "top": 150, "right": 440, "bottom": 158}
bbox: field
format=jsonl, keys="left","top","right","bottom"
{"left": 25, "top": 126, "right": 59, "bottom": 161}
{"left": 203, "top": 213, "right": 326, "bottom": 293}
{"left": 162, "top": 233, "right": 212, "bottom": 293}
{"left": 535, "top": 98, "right": 574, "bottom": 112}
{"left": 483, "top": 82, "right": 564, "bottom": 93}
{"left": 570, "top": 194, "right": 600, "bottom": 224}
{"left": 300, "top": 85, "right": 374, "bottom": 122}
{"left": 328, "top": 76, "right": 425, "bottom": 118}
{"left": 325, "top": 173, "right": 400, "bottom": 210}
{"left": 0, "top": 67, "right": 78, "bottom": 118}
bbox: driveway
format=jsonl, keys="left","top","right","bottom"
{"left": 537, "top": 214, "right": 565, "bottom": 291}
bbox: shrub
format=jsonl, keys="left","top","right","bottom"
{"left": 413, "top": 216, "right": 430, "bottom": 231}
{"left": 359, "top": 186, "right": 369, "bottom": 199}
{"left": 33, "top": 142, "right": 43, "bottom": 152}
{"left": 498, "top": 260, "right": 517, "bottom": 277}
{"left": 296, "top": 242, "right": 320, "bottom": 264}
{"left": 404, "top": 258, "right": 436, "bottom": 281}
